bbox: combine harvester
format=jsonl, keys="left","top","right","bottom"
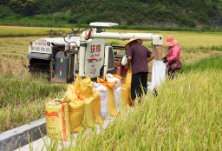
{"left": 27, "top": 22, "right": 166, "bottom": 90}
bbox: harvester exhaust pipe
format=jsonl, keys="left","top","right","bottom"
{"left": 73, "top": 47, "right": 79, "bottom": 75}
{"left": 79, "top": 30, "right": 90, "bottom": 77}
{"left": 152, "top": 35, "right": 163, "bottom": 60}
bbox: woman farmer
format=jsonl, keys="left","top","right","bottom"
{"left": 162, "top": 36, "right": 182, "bottom": 79}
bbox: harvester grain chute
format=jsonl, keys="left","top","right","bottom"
{"left": 27, "top": 22, "right": 164, "bottom": 83}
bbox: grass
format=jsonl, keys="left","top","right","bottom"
{"left": 32, "top": 56, "right": 222, "bottom": 150}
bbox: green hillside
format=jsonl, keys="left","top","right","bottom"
{"left": 0, "top": 0, "right": 222, "bottom": 28}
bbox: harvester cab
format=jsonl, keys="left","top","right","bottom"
{"left": 27, "top": 22, "right": 163, "bottom": 83}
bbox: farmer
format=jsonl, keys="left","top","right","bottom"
{"left": 125, "top": 38, "right": 155, "bottom": 102}
{"left": 162, "top": 36, "right": 182, "bottom": 79}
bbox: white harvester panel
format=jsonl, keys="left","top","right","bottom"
{"left": 85, "top": 39, "right": 105, "bottom": 78}
{"left": 90, "top": 22, "right": 119, "bottom": 27}
{"left": 103, "top": 46, "right": 115, "bottom": 79}
{"left": 29, "top": 39, "right": 52, "bottom": 54}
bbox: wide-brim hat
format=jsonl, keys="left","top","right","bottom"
{"left": 125, "top": 38, "right": 143, "bottom": 50}
{"left": 164, "top": 36, "right": 178, "bottom": 46}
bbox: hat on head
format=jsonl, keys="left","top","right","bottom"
{"left": 164, "top": 36, "right": 178, "bottom": 46}
{"left": 125, "top": 38, "right": 143, "bottom": 50}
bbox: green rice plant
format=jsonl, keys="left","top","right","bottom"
{"left": 0, "top": 87, "right": 67, "bottom": 132}
{"left": 34, "top": 56, "right": 222, "bottom": 150}
{"left": 109, "top": 41, "right": 120, "bottom": 45}
{"left": 0, "top": 71, "right": 69, "bottom": 132}
{"left": 0, "top": 75, "right": 67, "bottom": 108}
{"left": 181, "top": 55, "right": 222, "bottom": 73}
{"left": 0, "top": 26, "right": 74, "bottom": 37}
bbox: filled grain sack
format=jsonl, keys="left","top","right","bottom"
{"left": 93, "top": 90, "right": 103, "bottom": 124}
{"left": 113, "top": 75, "right": 131, "bottom": 109}
{"left": 125, "top": 68, "right": 132, "bottom": 101}
{"left": 94, "top": 78, "right": 117, "bottom": 117}
{"left": 106, "top": 74, "right": 122, "bottom": 111}
{"left": 69, "top": 93, "right": 85, "bottom": 133}
{"left": 81, "top": 76, "right": 94, "bottom": 128}
{"left": 45, "top": 99, "right": 71, "bottom": 141}
{"left": 97, "top": 78, "right": 117, "bottom": 117}
{"left": 93, "top": 82, "right": 109, "bottom": 118}
{"left": 63, "top": 77, "right": 85, "bottom": 133}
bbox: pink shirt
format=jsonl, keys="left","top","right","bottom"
{"left": 165, "top": 44, "right": 181, "bottom": 62}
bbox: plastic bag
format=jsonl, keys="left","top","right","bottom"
{"left": 106, "top": 74, "right": 122, "bottom": 111}
{"left": 93, "top": 90, "right": 103, "bottom": 124}
{"left": 121, "top": 55, "right": 128, "bottom": 66}
{"left": 45, "top": 99, "right": 71, "bottom": 141}
{"left": 97, "top": 78, "right": 117, "bottom": 117}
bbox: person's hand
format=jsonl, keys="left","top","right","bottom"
{"left": 125, "top": 64, "right": 129, "bottom": 71}
{"left": 163, "top": 58, "right": 168, "bottom": 63}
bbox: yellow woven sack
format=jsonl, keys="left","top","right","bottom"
{"left": 125, "top": 68, "right": 132, "bottom": 103}
{"left": 97, "top": 78, "right": 117, "bottom": 117}
{"left": 74, "top": 75, "right": 82, "bottom": 93}
{"left": 63, "top": 76, "right": 85, "bottom": 133}
{"left": 125, "top": 68, "right": 132, "bottom": 89}
{"left": 81, "top": 76, "right": 94, "bottom": 128}
{"left": 93, "top": 90, "right": 103, "bottom": 124}
{"left": 45, "top": 100, "right": 71, "bottom": 141}
{"left": 63, "top": 85, "right": 75, "bottom": 102}
{"left": 121, "top": 84, "right": 131, "bottom": 109}
{"left": 113, "top": 75, "right": 131, "bottom": 109}
{"left": 69, "top": 92, "right": 85, "bottom": 133}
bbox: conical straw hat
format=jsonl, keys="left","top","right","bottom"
{"left": 163, "top": 36, "right": 178, "bottom": 46}
{"left": 125, "top": 38, "right": 143, "bottom": 50}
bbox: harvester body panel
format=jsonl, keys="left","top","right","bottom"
{"left": 54, "top": 52, "right": 71, "bottom": 83}
{"left": 85, "top": 39, "right": 105, "bottom": 78}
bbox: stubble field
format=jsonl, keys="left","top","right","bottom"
{"left": 0, "top": 26, "right": 222, "bottom": 150}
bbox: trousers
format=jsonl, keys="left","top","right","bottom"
{"left": 131, "top": 72, "right": 148, "bottom": 100}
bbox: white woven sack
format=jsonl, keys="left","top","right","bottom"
{"left": 149, "top": 60, "right": 167, "bottom": 91}
{"left": 93, "top": 82, "right": 109, "bottom": 118}
{"left": 106, "top": 74, "right": 122, "bottom": 111}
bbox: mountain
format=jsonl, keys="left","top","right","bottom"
{"left": 0, "top": 0, "right": 222, "bottom": 28}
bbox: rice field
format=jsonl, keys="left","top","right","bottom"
{"left": 30, "top": 56, "right": 222, "bottom": 151}
{"left": 0, "top": 26, "right": 222, "bottom": 150}
{"left": 0, "top": 26, "right": 72, "bottom": 37}
{"left": 69, "top": 66, "right": 222, "bottom": 150}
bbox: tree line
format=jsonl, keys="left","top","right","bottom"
{"left": 0, "top": 0, "right": 221, "bottom": 27}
